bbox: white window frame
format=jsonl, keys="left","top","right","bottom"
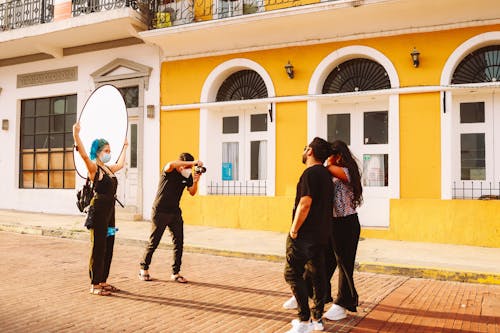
{"left": 308, "top": 45, "right": 400, "bottom": 227}
{"left": 451, "top": 92, "right": 498, "bottom": 198}
{"left": 199, "top": 59, "right": 276, "bottom": 196}
{"left": 207, "top": 107, "right": 270, "bottom": 194}
{"left": 440, "top": 31, "right": 500, "bottom": 199}
{"left": 319, "top": 98, "right": 394, "bottom": 226}
{"left": 324, "top": 100, "right": 391, "bottom": 190}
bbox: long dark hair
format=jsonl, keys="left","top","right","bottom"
{"left": 331, "top": 140, "right": 363, "bottom": 207}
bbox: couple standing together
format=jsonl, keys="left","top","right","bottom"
{"left": 284, "top": 137, "right": 362, "bottom": 333}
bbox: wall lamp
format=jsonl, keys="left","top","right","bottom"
{"left": 411, "top": 47, "right": 420, "bottom": 68}
{"left": 284, "top": 61, "right": 294, "bottom": 79}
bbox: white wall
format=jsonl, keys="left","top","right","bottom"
{"left": 0, "top": 43, "right": 160, "bottom": 217}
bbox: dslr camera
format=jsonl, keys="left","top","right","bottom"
{"left": 194, "top": 165, "right": 207, "bottom": 175}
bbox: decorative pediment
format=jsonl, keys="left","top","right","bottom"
{"left": 91, "top": 58, "right": 152, "bottom": 89}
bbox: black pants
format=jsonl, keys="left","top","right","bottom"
{"left": 284, "top": 235, "right": 326, "bottom": 322}
{"left": 324, "top": 214, "right": 360, "bottom": 312}
{"left": 88, "top": 198, "right": 115, "bottom": 285}
{"left": 140, "top": 210, "right": 184, "bottom": 275}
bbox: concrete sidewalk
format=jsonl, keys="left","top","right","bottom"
{"left": 0, "top": 209, "right": 499, "bottom": 285}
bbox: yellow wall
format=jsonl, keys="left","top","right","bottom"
{"left": 275, "top": 102, "right": 308, "bottom": 197}
{"left": 160, "top": 24, "right": 500, "bottom": 247}
{"left": 160, "top": 109, "right": 200, "bottom": 169}
{"left": 362, "top": 199, "right": 500, "bottom": 248}
{"left": 399, "top": 93, "right": 441, "bottom": 199}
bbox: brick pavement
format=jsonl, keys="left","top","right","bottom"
{"left": 0, "top": 231, "right": 498, "bottom": 333}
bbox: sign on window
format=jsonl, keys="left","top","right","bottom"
{"left": 222, "top": 162, "right": 233, "bottom": 180}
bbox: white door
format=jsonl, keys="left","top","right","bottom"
{"left": 323, "top": 100, "right": 392, "bottom": 227}
{"left": 116, "top": 120, "right": 138, "bottom": 206}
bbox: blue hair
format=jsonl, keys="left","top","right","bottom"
{"left": 90, "top": 138, "right": 109, "bottom": 160}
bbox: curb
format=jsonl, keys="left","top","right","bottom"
{"left": 2, "top": 223, "right": 499, "bottom": 285}
{"left": 0, "top": 223, "right": 286, "bottom": 263}
{"left": 357, "top": 262, "right": 500, "bottom": 285}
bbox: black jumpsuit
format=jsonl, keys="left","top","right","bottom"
{"left": 88, "top": 166, "right": 117, "bottom": 285}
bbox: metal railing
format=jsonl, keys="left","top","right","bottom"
{"left": 452, "top": 181, "right": 500, "bottom": 200}
{"left": 207, "top": 180, "right": 267, "bottom": 196}
{"left": 72, "top": 0, "right": 150, "bottom": 17}
{"left": 0, "top": 0, "right": 54, "bottom": 31}
{"left": 150, "top": 0, "right": 326, "bottom": 28}
{"left": 1, "top": 0, "right": 333, "bottom": 32}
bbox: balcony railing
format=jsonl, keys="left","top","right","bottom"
{"left": 150, "top": 0, "right": 323, "bottom": 28}
{"left": 72, "top": 0, "right": 149, "bottom": 17}
{"left": 0, "top": 0, "right": 54, "bottom": 31}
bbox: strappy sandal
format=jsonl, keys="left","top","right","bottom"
{"left": 139, "top": 271, "right": 152, "bottom": 281}
{"left": 100, "top": 283, "right": 120, "bottom": 292}
{"left": 90, "top": 286, "right": 111, "bottom": 296}
{"left": 171, "top": 274, "right": 188, "bottom": 283}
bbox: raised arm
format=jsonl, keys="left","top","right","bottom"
{"left": 326, "top": 155, "right": 349, "bottom": 182}
{"left": 163, "top": 160, "right": 203, "bottom": 173}
{"left": 73, "top": 122, "right": 97, "bottom": 179}
{"left": 108, "top": 139, "right": 128, "bottom": 173}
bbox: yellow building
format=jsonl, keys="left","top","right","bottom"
{"left": 142, "top": 0, "right": 500, "bottom": 248}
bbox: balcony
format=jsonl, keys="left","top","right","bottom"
{"left": 0, "top": 0, "right": 54, "bottom": 31}
{"left": 150, "top": 0, "right": 304, "bottom": 28}
{"left": 140, "top": 0, "right": 500, "bottom": 59}
{"left": 0, "top": 0, "right": 498, "bottom": 66}
{"left": 0, "top": 0, "right": 150, "bottom": 66}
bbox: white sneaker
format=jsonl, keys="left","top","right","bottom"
{"left": 285, "top": 319, "right": 313, "bottom": 333}
{"left": 312, "top": 318, "right": 324, "bottom": 331}
{"left": 283, "top": 296, "right": 298, "bottom": 309}
{"left": 323, "top": 304, "right": 347, "bottom": 321}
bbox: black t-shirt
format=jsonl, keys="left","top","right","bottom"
{"left": 152, "top": 168, "right": 193, "bottom": 214}
{"left": 292, "top": 164, "right": 333, "bottom": 244}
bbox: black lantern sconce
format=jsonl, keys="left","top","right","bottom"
{"left": 411, "top": 47, "right": 420, "bottom": 68}
{"left": 284, "top": 61, "right": 294, "bottom": 79}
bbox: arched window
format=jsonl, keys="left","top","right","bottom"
{"left": 203, "top": 69, "right": 271, "bottom": 195}
{"left": 216, "top": 70, "right": 268, "bottom": 101}
{"left": 322, "top": 58, "right": 390, "bottom": 94}
{"left": 451, "top": 45, "right": 500, "bottom": 84}
{"left": 322, "top": 58, "right": 391, "bottom": 209}
{"left": 449, "top": 45, "right": 500, "bottom": 199}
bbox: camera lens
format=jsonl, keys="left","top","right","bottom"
{"left": 195, "top": 166, "right": 206, "bottom": 174}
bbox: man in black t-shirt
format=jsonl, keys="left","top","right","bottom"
{"left": 284, "top": 137, "right": 333, "bottom": 333}
{"left": 139, "top": 153, "right": 204, "bottom": 283}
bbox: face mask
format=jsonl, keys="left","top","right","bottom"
{"left": 100, "top": 153, "right": 111, "bottom": 164}
{"left": 181, "top": 168, "right": 192, "bottom": 178}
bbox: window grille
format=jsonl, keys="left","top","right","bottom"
{"left": 216, "top": 70, "right": 268, "bottom": 101}
{"left": 451, "top": 45, "right": 500, "bottom": 84}
{"left": 452, "top": 181, "right": 500, "bottom": 200}
{"left": 322, "top": 58, "right": 390, "bottom": 94}
{"left": 207, "top": 180, "right": 267, "bottom": 196}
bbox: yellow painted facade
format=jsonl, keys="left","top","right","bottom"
{"left": 161, "top": 24, "right": 500, "bottom": 248}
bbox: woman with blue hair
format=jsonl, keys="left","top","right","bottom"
{"left": 73, "top": 121, "right": 128, "bottom": 296}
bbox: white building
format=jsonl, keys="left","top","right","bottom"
{"left": 0, "top": 0, "right": 161, "bottom": 219}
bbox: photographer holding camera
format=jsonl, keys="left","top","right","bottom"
{"left": 139, "top": 153, "right": 205, "bottom": 283}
